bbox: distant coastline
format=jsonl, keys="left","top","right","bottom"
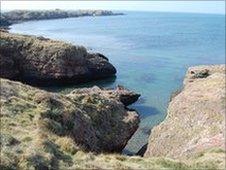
{"left": 0, "top": 9, "right": 124, "bottom": 29}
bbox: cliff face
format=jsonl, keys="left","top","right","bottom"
{"left": 0, "top": 31, "right": 116, "bottom": 85}
{"left": 144, "top": 65, "right": 225, "bottom": 160}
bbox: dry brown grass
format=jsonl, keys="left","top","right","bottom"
{"left": 1, "top": 76, "right": 225, "bottom": 169}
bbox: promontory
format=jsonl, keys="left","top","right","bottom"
{"left": 0, "top": 30, "right": 116, "bottom": 85}
{"left": 0, "top": 9, "right": 124, "bottom": 28}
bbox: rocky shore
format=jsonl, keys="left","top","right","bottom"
{"left": 1, "top": 9, "right": 124, "bottom": 28}
{"left": 1, "top": 63, "right": 225, "bottom": 169}
{"left": 0, "top": 27, "right": 225, "bottom": 169}
{"left": 0, "top": 30, "right": 116, "bottom": 85}
{"left": 0, "top": 78, "right": 140, "bottom": 169}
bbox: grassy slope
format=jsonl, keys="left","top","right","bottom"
{"left": 0, "top": 78, "right": 225, "bottom": 170}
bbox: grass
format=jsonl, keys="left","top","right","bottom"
{"left": 1, "top": 78, "right": 225, "bottom": 169}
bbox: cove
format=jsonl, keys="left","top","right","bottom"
{"left": 10, "top": 11, "right": 225, "bottom": 154}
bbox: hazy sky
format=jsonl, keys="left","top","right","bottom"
{"left": 1, "top": 1, "right": 225, "bottom": 14}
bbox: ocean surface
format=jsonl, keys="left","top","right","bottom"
{"left": 10, "top": 11, "right": 225, "bottom": 154}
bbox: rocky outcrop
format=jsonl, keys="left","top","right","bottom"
{"left": 0, "top": 78, "right": 139, "bottom": 154}
{"left": 1, "top": 9, "right": 124, "bottom": 28}
{"left": 70, "top": 85, "right": 141, "bottom": 106}
{"left": 144, "top": 65, "right": 225, "bottom": 160}
{"left": 0, "top": 31, "right": 116, "bottom": 85}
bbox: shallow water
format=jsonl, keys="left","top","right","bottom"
{"left": 10, "top": 11, "right": 225, "bottom": 154}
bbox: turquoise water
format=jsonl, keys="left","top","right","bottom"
{"left": 10, "top": 11, "right": 225, "bottom": 154}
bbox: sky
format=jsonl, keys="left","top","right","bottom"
{"left": 1, "top": 1, "right": 225, "bottom": 14}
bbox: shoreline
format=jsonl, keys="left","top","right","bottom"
{"left": 1, "top": 9, "right": 124, "bottom": 29}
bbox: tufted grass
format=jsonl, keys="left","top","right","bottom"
{"left": 1, "top": 78, "right": 225, "bottom": 170}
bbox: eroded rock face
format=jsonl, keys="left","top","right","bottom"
{"left": 144, "top": 65, "right": 225, "bottom": 159}
{"left": 0, "top": 78, "right": 139, "bottom": 155}
{"left": 0, "top": 31, "right": 116, "bottom": 85}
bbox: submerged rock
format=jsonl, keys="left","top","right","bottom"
{"left": 0, "top": 31, "right": 116, "bottom": 85}
{"left": 144, "top": 65, "right": 225, "bottom": 160}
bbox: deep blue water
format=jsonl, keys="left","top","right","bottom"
{"left": 10, "top": 11, "right": 225, "bottom": 154}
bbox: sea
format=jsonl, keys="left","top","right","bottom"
{"left": 10, "top": 11, "right": 225, "bottom": 154}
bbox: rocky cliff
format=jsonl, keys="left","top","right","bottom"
{"left": 0, "top": 30, "right": 116, "bottom": 85}
{"left": 1, "top": 9, "right": 123, "bottom": 28}
{"left": 144, "top": 65, "right": 225, "bottom": 162}
{"left": 0, "top": 78, "right": 140, "bottom": 168}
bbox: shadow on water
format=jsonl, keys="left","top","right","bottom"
{"left": 41, "top": 76, "right": 117, "bottom": 93}
{"left": 135, "top": 97, "right": 146, "bottom": 104}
